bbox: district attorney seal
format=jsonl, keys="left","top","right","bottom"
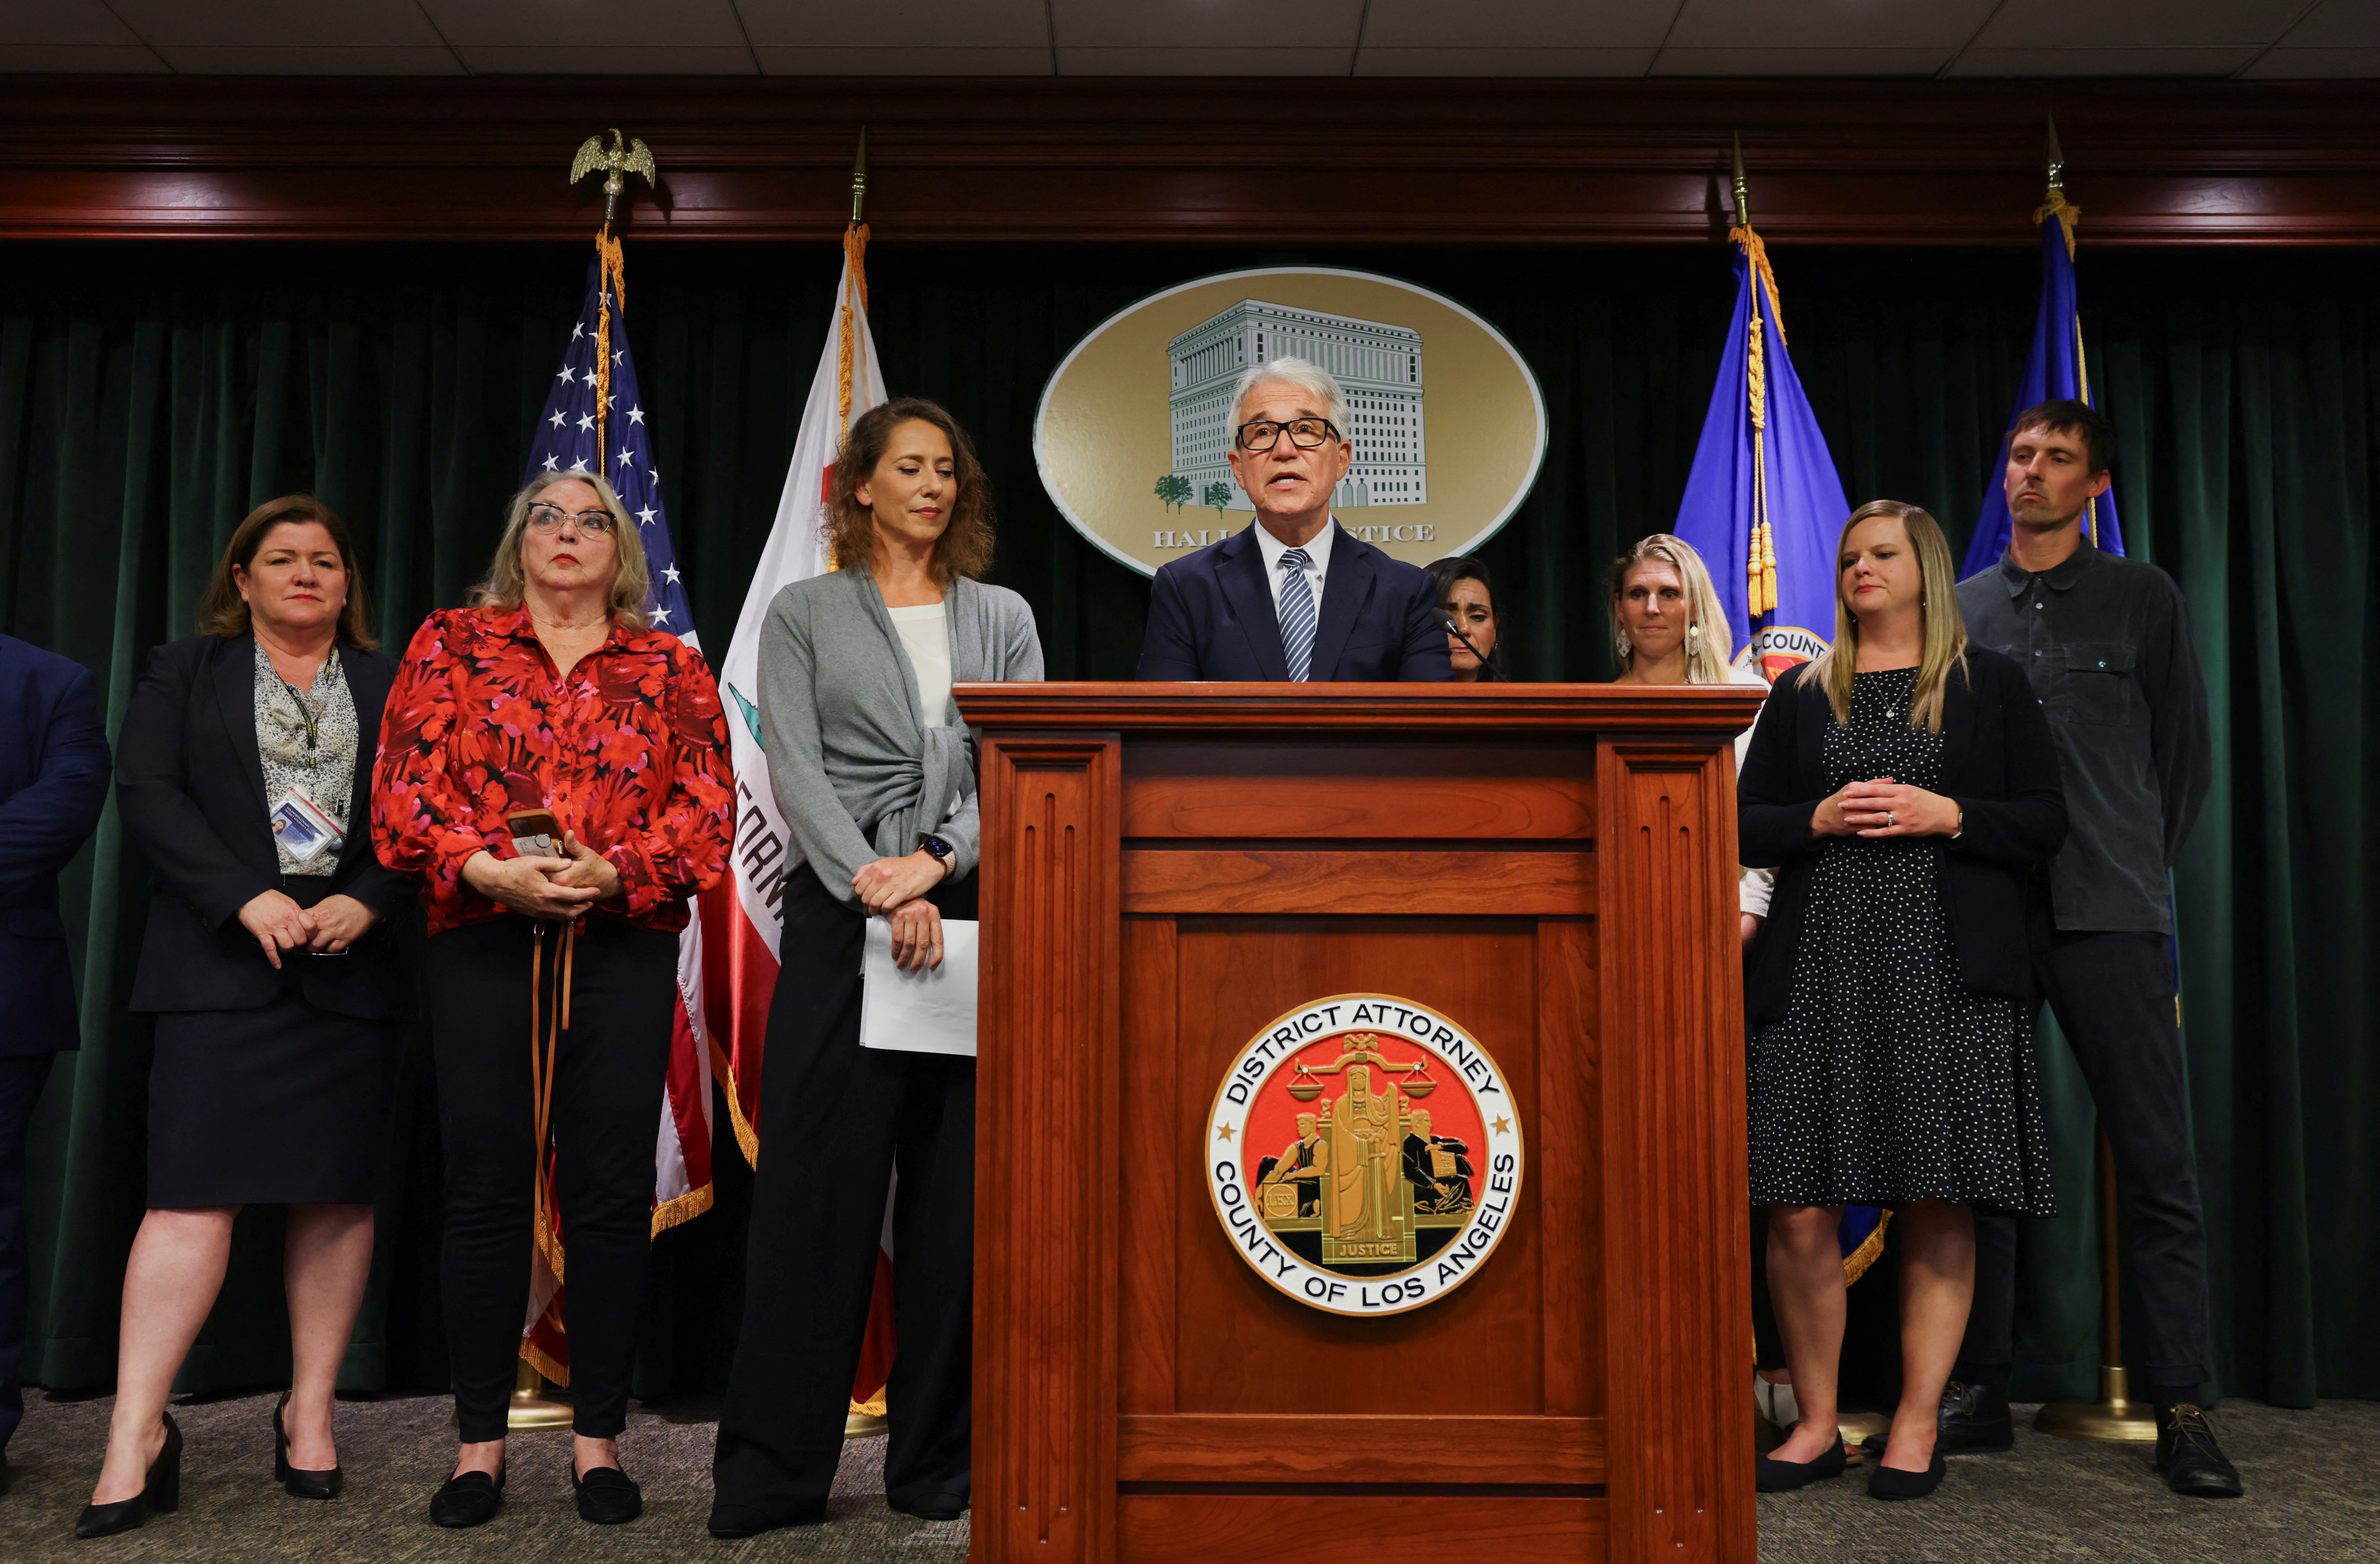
{"left": 1207, "top": 994, "right": 1523, "bottom": 1317}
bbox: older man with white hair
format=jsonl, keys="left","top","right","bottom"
{"left": 1137, "top": 358, "right": 1451, "bottom": 682}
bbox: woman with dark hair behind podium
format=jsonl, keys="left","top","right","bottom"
{"left": 1425, "top": 555, "right": 1506, "bottom": 681}
{"left": 710, "top": 397, "right": 1043, "bottom": 1538}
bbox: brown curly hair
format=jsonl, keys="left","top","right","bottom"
{"left": 822, "top": 398, "right": 994, "bottom": 583}
{"left": 196, "top": 494, "right": 378, "bottom": 649}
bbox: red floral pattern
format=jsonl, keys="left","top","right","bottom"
{"left": 371, "top": 605, "right": 733, "bottom": 936}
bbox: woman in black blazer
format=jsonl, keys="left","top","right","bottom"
{"left": 1737, "top": 501, "right": 2065, "bottom": 1502}
{"left": 81, "top": 497, "right": 412, "bottom": 1539}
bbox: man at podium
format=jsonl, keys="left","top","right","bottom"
{"left": 1136, "top": 357, "right": 1451, "bottom": 682}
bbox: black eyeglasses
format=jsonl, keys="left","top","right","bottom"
{"left": 1236, "top": 417, "right": 1343, "bottom": 452}
{"left": 526, "top": 502, "right": 614, "bottom": 534}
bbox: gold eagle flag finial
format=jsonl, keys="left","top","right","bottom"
{"left": 570, "top": 128, "right": 657, "bottom": 226}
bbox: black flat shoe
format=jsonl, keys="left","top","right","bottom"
{"left": 889, "top": 1493, "right": 968, "bottom": 1522}
{"left": 707, "top": 1499, "right": 826, "bottom": 1538}
{"left": 1754, "top": 1429, "right": 1848, "bottom": 1493}
{"left": 429, "top": 1468, "right": 504, "bottom": 1528}
{"left": 75, "top": 1413, "right": 181, "bottom": 1539}
{"left": 274, "top": 1392, "right": 342, "bottom": 1500}
{"left": 2156, "top": 1405, "right": 2244, "bottom": 1498}
{"left": 571, "top": 1464, "right": 643, "bottom": 1525}
{"left": 1869, "top": 1451, "right": 1947, "bottom": 1499}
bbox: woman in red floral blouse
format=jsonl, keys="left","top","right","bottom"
{"left": 371, "top": 472, "right": 729, "bottom": 1530}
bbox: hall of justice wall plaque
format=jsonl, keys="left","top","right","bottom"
{"left": 1207, "top": 995, "right": 1524, "bottom": 1317}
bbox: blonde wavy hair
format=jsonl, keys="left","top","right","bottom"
{"left": 1800, "top": 500, "right": 1969, "bottom": 732}
{"left": 1608, "top": 533, "right": 1733, "bottom": 685}
{"left": 469, "top": 470, "right": 651, "bottom": 631}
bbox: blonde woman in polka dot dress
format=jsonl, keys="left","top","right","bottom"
{"left": 1737, "top": 501, "right": 2067, "bottom": 1501}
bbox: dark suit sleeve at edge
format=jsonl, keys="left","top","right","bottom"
{"left": 1737, "top": 670, "right": 1826, "bottom": 868}
{"left": 0, "top": 661, "right": 111, "bottom": 902}
{"left": 114, "top": 642, "right": 274, "bottom": 928}
{"left": 1392, "top": 566, "right": 1454, "bottom": 682}
{"left": 1946, "top": 655, "right": 2068, "bottom": 868}
{"left": 1136, "top": 563, "right": 1201, "bottom": 681}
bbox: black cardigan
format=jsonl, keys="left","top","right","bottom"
{"left": 1737, "top": 646, "right": 2068, "bottom": 1024}
{"left": 115, "top": 632, "right": 414, "bottom": 1020}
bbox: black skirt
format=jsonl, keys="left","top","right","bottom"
{"left": 147, "top": 985, "right": 403, "bottom": 1208}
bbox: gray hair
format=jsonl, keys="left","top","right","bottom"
{"left": 1231, "top": 356, "right": 1349, "bottom": 435}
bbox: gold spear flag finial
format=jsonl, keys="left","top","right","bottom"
{"left": 570, "top": 128, "right": 657, "bottom": 226}
{"left": 2045, "top": 112, "right": 2066, "bottom": 199}
{"left": 850, "top": 127, "right": 870, "bottom": 226}
{"left": 1730, "top": 129, "right": 1751, "bottom": 230}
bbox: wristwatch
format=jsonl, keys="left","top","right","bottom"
{"left": 918, "top": 833, "right": 955, "bottom": 870}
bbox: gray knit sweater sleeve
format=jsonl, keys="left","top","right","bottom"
{"left": 756, "top": 579, "right": 884, "bottom": 901}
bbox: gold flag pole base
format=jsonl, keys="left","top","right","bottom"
{"left": 2034, "top": 1364, "right": 2159, "bottom": 1442}
{"left": 845, "top": 1390, "right": 888, "bottom": 1440}
{"left": 506, "top": 1358, "right": 575, "bottom": 1431}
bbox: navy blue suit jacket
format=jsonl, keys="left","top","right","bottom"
{"left": 0, "top": 635, "right": 112, "bottom": 1056}
{"left": 1136, "top": 521, "right": 1452, "bottom": 682}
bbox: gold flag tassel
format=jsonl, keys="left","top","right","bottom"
{"left": 1729, "top": 135, "right": 1783, "bottom": 622}
{"left": 827, "top": 128, "right": 872, "bottom": 576}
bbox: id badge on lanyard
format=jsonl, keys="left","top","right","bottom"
{"left": 270, "top": 784, "right": 346, "bottom": 865}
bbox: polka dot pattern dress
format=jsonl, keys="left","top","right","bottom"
{"left": 1748, "top": 667, "right": 2055, "bottom": 1215}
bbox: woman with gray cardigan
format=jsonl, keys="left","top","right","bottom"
{"left": 710, "top": 398, "right": 1042, "bottom": 1538}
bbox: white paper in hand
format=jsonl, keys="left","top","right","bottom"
{"left": 860, "top": 917, "right": 979, "bottom": 1057}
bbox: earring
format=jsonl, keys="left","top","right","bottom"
{"left": 1614, "top": 631, "right": 1632, "bottom": 664}
{"left": 1687, "top": 622, "right": 1701, "bottom": 649}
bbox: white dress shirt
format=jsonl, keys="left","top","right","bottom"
{"left": 1252, "top": 515, "right": 1335, "bottom": 622}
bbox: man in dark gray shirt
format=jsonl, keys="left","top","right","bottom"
{"left": 1948, "top": 400, "right": 2238, "bottom": 1497}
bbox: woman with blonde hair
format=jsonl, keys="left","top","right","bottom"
{"left": 372, "top": 470, "right": 731, "bottom": 1529}
{"left": 1736, "top": 501, "right": 2066, "bottom": 1501}
{"left": 1607, "top": 533, "right": 1776, "bottom": 942}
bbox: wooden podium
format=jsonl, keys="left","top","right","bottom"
{"left": 956, "top": 682, "right": 1766, "bottom": 1564}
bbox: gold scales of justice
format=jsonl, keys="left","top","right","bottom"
{"left": 1256, "top": 1035, "right": 1470, "bottom": 1267}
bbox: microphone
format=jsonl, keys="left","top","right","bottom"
{"left": 1441, "top": 617, "right": 1502, "bottom": 681}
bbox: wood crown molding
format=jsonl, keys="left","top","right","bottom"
{"left": 5, "top": 77, "right": 2377, "bottom": 245}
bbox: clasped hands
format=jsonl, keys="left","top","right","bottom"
{"left": 1812, "top": 776, "right": 1961, "bottom": 840}
{"left": 461, "top": 833, "right": 623, "bottom": 922}
{"left": 853, "top": 849, "right": 951, "bottom": 974}
{"left": 234, "top": 889, "right": 379, "bottom": 968}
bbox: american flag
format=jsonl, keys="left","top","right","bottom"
{"left": 517, "top": 252, "right": 716, "bottom": 1384}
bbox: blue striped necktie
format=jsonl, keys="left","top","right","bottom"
{"left": 1278, "top": 547, "right": 1316, "bottom": 682}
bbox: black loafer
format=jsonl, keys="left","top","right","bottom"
{"left": 571, "top": 1464, "right": 643, "bottom": 1524}
{"left": 707, "top": 1500, "right": 825, "bottom": 1538}
{"left": 1754, "top": 1429, "right": 1847, "bottom": 1493}
{"left": 1860, "top": 1380, "right": 2013, "bottom": 1458}
{"left": 1869, "top": 1451, "right": 1947, "bottom": 1500}
{"left": 429, "top": 1468, "right": 504, "bottom": 1528}
{"left": 2157, "top": 1405, "right": 2244, "bottom": 1498}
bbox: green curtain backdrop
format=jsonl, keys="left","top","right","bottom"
{"left": 1, "top": 241, "right": 2371, "bottom": 1409}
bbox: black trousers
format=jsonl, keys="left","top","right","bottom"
{"left": 713, "top": 867, "right": 976, "bottom": 1519}
{"left": 429, "top": 915, "right": 679, "bottom": 1442}
{"left": 0, "top": 1053, "right": 54, "bottom": 1454}
{"left": 1965, "top": 930, "right": 2211, "bottom": 1391}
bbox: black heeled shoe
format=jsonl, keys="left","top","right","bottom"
{"left": 429, "top": 1466, "right": 505, "bottom": 1528}
{"left": 1754, "top": 1426, "right": 1848, "bottom": 1493}
{"left": 274, "top": 1392, "right": 343, "bottom": 1500}
{"left": 1869, "top": 1450, "right": 1948, "bottom": 1499}
{"left": 570, "top": 1463, "right": 643, "bottom": 1524}
{"left": 74, "top": 1413, "right": 181, "bottom": 1540}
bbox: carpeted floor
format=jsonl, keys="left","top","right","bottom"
{"left": 2, "top": 1391, "right": 2374, "bottom": 1560}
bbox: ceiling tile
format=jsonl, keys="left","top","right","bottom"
{"left": 1356, "top": 45, "right": 1656, "bottom": 74}
{"left": 2278, "top": 0, "right": 2380, "bottom": 47}
{"left": 451, "top": 45, "right": 759, "bottom": 73}
{"left": 1050, "top": 0, "right": 1363, "bottom": 50}
{"left": 103, "top": 0, "right": 443, "bottom": 47}
{"left": 153, "top": 45, "right": 466, "bottom": 73}
{"left": 1651, "top": 45, "right": 1953, "bottom": 73}
{"left": 755, "top": 45, "right": 1051, "bottom": 73}
{"left": 419, "top": 0, "right": 748, "bottom": 49}
{"left": 1666, "top": 0, "right": 2002, "bottom": 49}
{"left": 0, "top": 0, "right": 141, "bottom": 46}
{"left": 736, "top": 0, "right": 1046, "bottom": 49}
{"left": 2238, "top": 44, "right": 2380, "bottom": 75}
{"left": 1360, "top": 0, "right": 1676, "bottom": 49}
{"left": 1055, "top": 45, "right": 1355, "bottom": 74}
{"left": 0, "top": 44, "right": 165, "bottom": 69}
{"left": 1970, "top": 0, "right": 2294, "bottom": 49}
{"left": 1946, "top": 45, "right": 2261, "bottom": 74}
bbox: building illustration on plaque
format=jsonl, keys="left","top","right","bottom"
{"left": 1167, "top": 299, "right": 1425, "bottom": 513}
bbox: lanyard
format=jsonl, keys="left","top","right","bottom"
{"left": 274, "top": 649, "right": 336, "bottom": 769}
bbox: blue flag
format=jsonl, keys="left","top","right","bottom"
{"left": 1960, "top": 198, "right": 2123, "bottom": 576}
{"left": 526, "top": 255, "right": 696, "bottom": 647}
{"left": 1673, "top": 229, "right": 1851, "bottom": 680}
